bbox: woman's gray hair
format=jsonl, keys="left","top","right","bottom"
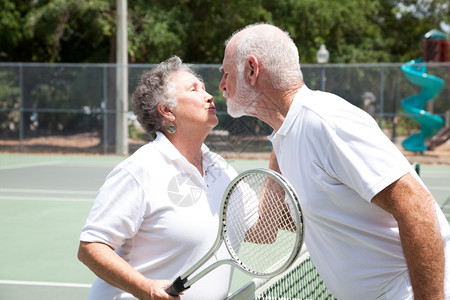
{"left": 226, "top": 23, "right": 303, "bottom": 89}
{"left": 131, "top": 56, "right": 201, "bottom": 138}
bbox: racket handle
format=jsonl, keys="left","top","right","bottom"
{"left": 165, "top": 276, "right": 189, "bottom": 296}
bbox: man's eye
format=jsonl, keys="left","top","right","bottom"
{"left": 219, "top": 67, "right": 229, "bottom": 79}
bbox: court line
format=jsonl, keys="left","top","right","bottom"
{"left": 0, "top": 160, "right": 63, "bottom": 170}
{"left": 0, "top": 279, "right": 91, "bottom": 288}
{"left": 427, "top": 186, "right": 450, "bottom": 191}
{"left": 420, "top": 171, "right": 450, "bottom": 177}
{"left": 440, "top": 196, "right": 450, "bottom": 210}
{"left": 0, "top": 195, "right": 94, "bottom": 202}
{"left": 0, "top": 188, "right": 97, "bottom": 195}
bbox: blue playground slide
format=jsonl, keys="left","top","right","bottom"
{"left": 400, "top": 58, "right": 444, "bottom": 152}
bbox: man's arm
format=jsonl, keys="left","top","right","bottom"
{"left": 371, "top": 173, "right": 444, "bottom": 300}
{"left": 77, "top": 241, "right": 178, "bottom": 300}
{"left": 269, "top": 149, "right": 280, "bottom": 173}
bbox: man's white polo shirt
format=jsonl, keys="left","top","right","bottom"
{"left": 269, "top": 85, "right": 450, "bottom": 299}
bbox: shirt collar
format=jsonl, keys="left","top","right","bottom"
{"left": 269, "top": 85, "right": 310, "bottom": 141}
{"left": 155, "top": 131, "right": 184, "bottom": 161}
{"left": 155, "top": 131, "right": 216, "bottom": 168}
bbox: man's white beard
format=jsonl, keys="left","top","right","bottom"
{"left": 225, "top": 80, "right": 260, "bottom": 118}
{"left": 225, "top": 92, "right": 248, "bottom": 118}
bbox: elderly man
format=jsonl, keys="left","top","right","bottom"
{"left": 219, "top": 23, "right": 449, "bottom": 299}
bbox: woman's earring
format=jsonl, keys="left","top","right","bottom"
{"left": 167, "top": 123, "right": 176, "bottom": 134}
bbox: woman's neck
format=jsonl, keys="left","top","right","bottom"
{"left": 166, "top": 131, "right": 206, "bottom": 175}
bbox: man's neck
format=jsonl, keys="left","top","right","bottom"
{"left": 255, "top": 82, "right": 303, "bottom": 131}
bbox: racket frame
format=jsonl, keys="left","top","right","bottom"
{"left": 166, "top": 168, "right": 304, "bottom": 295}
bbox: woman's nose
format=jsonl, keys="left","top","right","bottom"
{"left": 205, "top": 91, "right": 213, "bottom": 102}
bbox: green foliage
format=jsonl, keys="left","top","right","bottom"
{"left": 1, "top": 0, "right": 449, "bottom": 63}
{"left": 1, "top": 0, "right": 112, "bottom": 62}
{"left": 264, "top": 0, "right": 387, "bottom": 63}
{"left": 0, "top": 69, "right": 20, "bottom": 134}
{"left": 0, "top": 0, "right": 32, "bottom": 61}
{"left": 128, "top": 3, "right": 186, "bottom": 63}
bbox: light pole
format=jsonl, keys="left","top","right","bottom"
{"left": 116, "top": 0, "right": 128, "bottom": 155}
{"left": 316, "top": 44, "right": 329, "bottom": 91}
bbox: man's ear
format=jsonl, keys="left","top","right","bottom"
{"left": 156, "top": 102, "right": 175, "bottom": 122}
{"left": 246, "top": 55, "right": 260, "bottom": 86}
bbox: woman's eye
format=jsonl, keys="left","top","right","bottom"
{"left": 190, "top": 86, "right": 204, "bottom": 92}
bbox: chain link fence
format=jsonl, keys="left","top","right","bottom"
{"left": 0, "top": 62, "right": 449, "bottom": 156}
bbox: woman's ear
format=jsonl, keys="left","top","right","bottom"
{"left": 156, "top": 102, "right": 175, "bottom": 122}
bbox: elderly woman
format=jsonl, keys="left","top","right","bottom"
{"left": 78, "top": 56, "right": 237, "bottom": 300}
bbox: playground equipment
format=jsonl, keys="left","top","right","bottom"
{"left": 400, "top": 58, "right": 444, "bottom": 152}
{"left": 400, "top": 29, "right": 449, "bottom": 152}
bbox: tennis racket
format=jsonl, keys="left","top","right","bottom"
{"left": 165, "top": 168, "right": 304, "bottom": 296}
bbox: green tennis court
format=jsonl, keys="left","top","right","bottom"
{"left": 0, "top": 153, "right": 449, "bottom": 299}
{"left": 0, "top": 153, "right": 268, "bottom": 299}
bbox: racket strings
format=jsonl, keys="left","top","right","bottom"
{"left": 224, "top": 173, "right": 301, "bottom": 275}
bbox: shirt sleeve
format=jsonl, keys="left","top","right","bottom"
{"left": 318, "top": 113, "right": 412, "bottom": 202}
{"left": 80, "top": 167, "right": 147, "bottom": 249}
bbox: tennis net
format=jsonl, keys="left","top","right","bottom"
{"left": 226, "top": 247, "right": 337, "bottom": 300}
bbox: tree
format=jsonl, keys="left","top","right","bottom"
{"left": 262, "top": 0, "right": 389, "bottom": 63}
{"left": 0, "top": 0, "right": 113, "bottom": 62}
{"left": 128, "top": 0, "right": 271, "bottom": 63}
{"left": 0, "top": 0, "right": 448, "bottom": 64}
{"left": 377, "top": 0, "right": 450, "bottom": 62}
{"left": 0, "top": 0, "right": 33, "bottom": 61}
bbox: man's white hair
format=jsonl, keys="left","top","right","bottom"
{"left": 226, "top": 23, "right": 303, "bottom": 89}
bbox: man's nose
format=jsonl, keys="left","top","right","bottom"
{"left": 219, "top": 75, "right": 226, "bottom": 91}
